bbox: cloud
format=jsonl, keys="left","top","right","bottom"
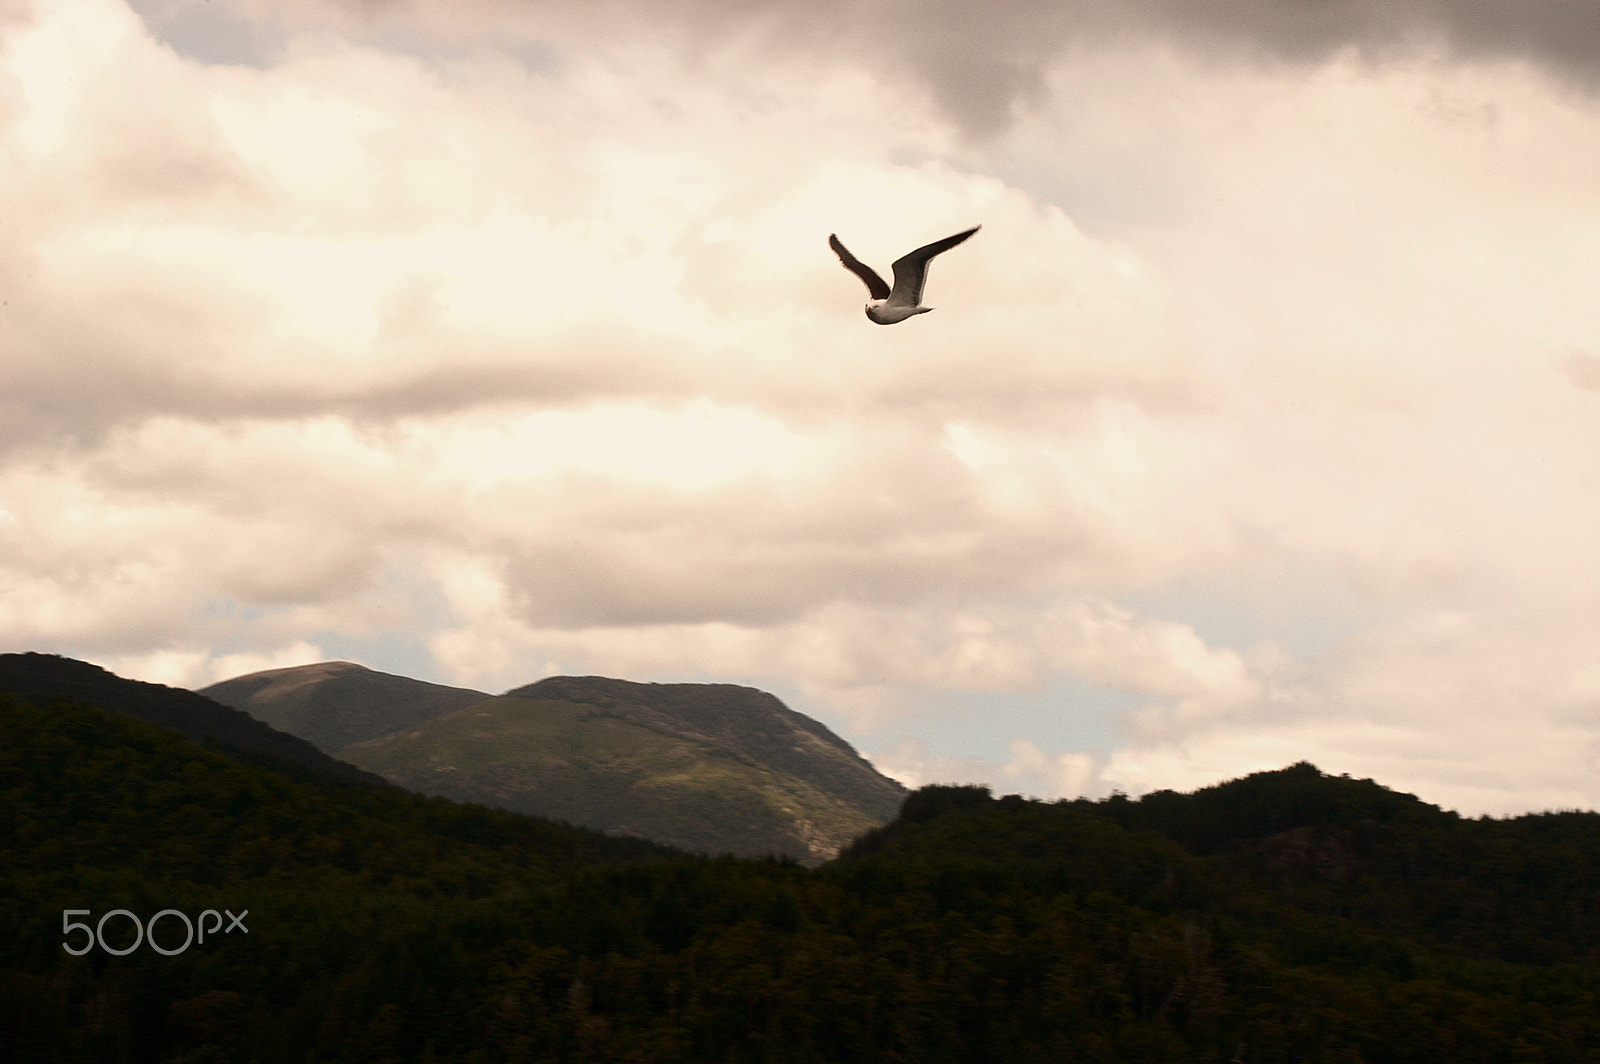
{"left": 203, "top": 0, "right": 1600, "bottom": 139}
{"left": 5, "top": 1, "right": 1600, "bottom": 819}
{"left": 868, "top": 737, "right": 1104, "bottom": 801}
{"left": 103, "top": 640, "right": 327, "bottom": 690}
{"left": 1105, "top": 604, "right": 1600, "bottom": 814}
{"left": 1557, "top": 349, "right": 1600, "bottom": 392}
{"left": 129, "top": 0, "right": 286, "bottom": 67}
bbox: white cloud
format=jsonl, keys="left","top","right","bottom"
{"left": 867, "top": 736, "right": 1005, "bottom": 794}
{"left": 102, "top": 640, "right": 327, "bottom": 690}
{"left": 3, "top": 1, "right": 1600, "bottom": 817}
{"left": 868, "top": 738, "right": 1106, "bottom": 802}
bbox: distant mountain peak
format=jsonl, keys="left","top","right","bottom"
{"left": 508, "top": 675, "right": 864, "bottom": 758}
{"left": 201, "top": 661, "right": 488, "bottom": 755}
{"left": 203, "top": 662, "right": 905, "bottom": 864}
{"left": 229, "top": 659, "right": 368, "bottom": 693}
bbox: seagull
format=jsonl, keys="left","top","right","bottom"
{"left": 829, "top": 226, "right": 980, "bottom": 325}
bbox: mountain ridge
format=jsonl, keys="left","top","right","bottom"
{"left": 200, "top": 660, "right": 487, "bottom": 753}
{"left": 509, "top": 674, "right": 901, "bottom": 821}
{"left": 0, "top": 652, "right": 384, "bottom": 787}
{"left": 203, "top": 661, "right": 905, "bottom": 863}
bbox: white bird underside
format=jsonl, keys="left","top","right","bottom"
{"left": 829, "top": 226, "right": 980, "bottom": 325}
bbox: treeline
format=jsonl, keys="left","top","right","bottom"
{"left": 3, "top": 689, "right": 1599, "bottom": 1062}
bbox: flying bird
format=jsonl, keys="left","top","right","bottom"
{"left": 829, "top": 226, "right": 980, "bottom": 325}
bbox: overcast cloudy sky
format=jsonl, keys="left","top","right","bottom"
{"left": 5, "top": 0, "right": 1600, "bottom": 813}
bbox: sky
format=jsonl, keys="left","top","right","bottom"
{"left": 4, "top": 0, "right": 1600, "bottom": 814}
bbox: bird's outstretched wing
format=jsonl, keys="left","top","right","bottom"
{"left": 888, "top": 226, "right": 980, "bottom": 308}
{"left": 829, "top": 234, "right": 891, "bottom": 300}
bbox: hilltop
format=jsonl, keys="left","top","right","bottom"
{"left": 200, "top": 660, "right": 486, "bottom": 753}
{"left": 0, "top": 652, "right": 380, "bottom": 786}
{"left": 202, "top": 663, "right": 906, "bottom": 863}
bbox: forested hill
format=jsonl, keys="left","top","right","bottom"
{"left": 5, "top": 676, "right": 1600, "bottom": 1062}
{"left": 846, "top": 764, "right": 1600, "bottom": 969}
{"left": 1083, "top": 763, "right": 1600, "bottom": 965}
{"left": 0, "top": 686, "right": 673, "bottom": 1061}
{"left": 0, "top": 652, "right": 383, "bottom": 787}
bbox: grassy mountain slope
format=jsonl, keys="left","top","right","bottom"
{"left": 512, "top": 675, "right": 904, "bottom": 822}
{"left": 203, "top": 663, "right": 906, "bottom": 863}
{"left": 199, "top": 660, "right": 488, "bottom": 753}
{"left": 340, "top": 685, "right": 902, "bottom": 863}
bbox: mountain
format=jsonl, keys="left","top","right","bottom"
{"left": 6, "top": 696, "right": 1599, "bottom": 1064}
{"left": 0, "top": 663, "right": 671, "bottom": 1064}
{"left": 0, "top": 652, "right": 381, "bottom": 786}
{"left": 0, "top": 662, "right": 668, "bottom": 887}
{"left": 511, "top": 674, "right": 904, "bottom": 827}
{"left": 199, "top": 660, "right": 488, "bottom": 753}
{"left": 845, "top": 764, "right": 1600, "bottom": 971}
{"left": 199, "top": 662, "right": 906, "bottom": 863}
{"left": 339, "top": 675, "right": 906, "bottom": 863}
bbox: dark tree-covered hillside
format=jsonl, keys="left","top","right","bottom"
{"left": 5, "top": 681, "right": 1599, "bottom": 1063}
{"left": 0, "top": 653, "right": 383, "bottom": 786}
